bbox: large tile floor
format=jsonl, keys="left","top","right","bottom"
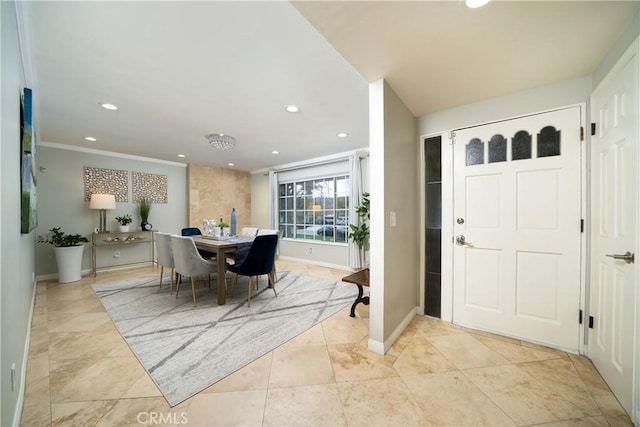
{"left": 21, "top": 260, "right": 633, "bottom": 427}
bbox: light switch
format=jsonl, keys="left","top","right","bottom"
{"left": 390, "top": 211, "right": 397, "bottom": 227}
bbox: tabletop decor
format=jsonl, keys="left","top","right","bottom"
{"left": 92, "top": 270, "right": 358, "bottom": 406}
{"left": 38, "top": 227, "right": 89, "bottom": 283}
{"left": 115, "top": 214, "right": 132, "bottom": 232}
{"left": 139, "top": 197, "right": 152, "bottom": 230}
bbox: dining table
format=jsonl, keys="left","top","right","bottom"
{"left": 192, "top": 235, "right": 253, "bottom": 305}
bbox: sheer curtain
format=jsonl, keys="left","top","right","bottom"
{"left": 268, "top": 170, "right": 278, "bottom": 229}
{"left": 349, "top": 153, "right": 363, "bottom": 269}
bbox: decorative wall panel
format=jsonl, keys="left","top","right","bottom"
{"left": 132, "top": 172, "right": 168, "bottom": 203}
{"left": 84, "top": 166, "right": 128, "bottom": 202}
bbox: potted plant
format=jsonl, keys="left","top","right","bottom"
{"left": 38, "top": 227, "right": 89, "bottom": 283}
{"left": 349, "top": 192, "right": 370, "bottom": 268}
{"left": 115, "top": 214, "right": 133, "bottom": 232}
{"left": 139, "top": 198, "right": 152, "bottom": 231}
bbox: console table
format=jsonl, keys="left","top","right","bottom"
{"left": 91, "top": 230, "right": 155, "bottom": 276}
{"left": 341, "top": 268, "right": 370, "bottom": 318}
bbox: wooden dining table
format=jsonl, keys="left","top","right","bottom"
{"left": 192, "top": 236, "right": 253, "bottom": 305}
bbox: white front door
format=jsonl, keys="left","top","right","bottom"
{"left": 589, "top": 42, "right": 638, "bottom": 416}
{"left": 453, "top": 107, "right": 583, "bottom": 351}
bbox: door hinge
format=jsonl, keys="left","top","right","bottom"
{"left": 591, "top": 123, "right": 596, "bottom": 136}
{"left": 581, "top": 219, "right": 584, "bottom": 233}
{"left": 589, "top": 316, "right": 594, "bottom": 329}
{"left": 580, "top": 127, "right": 584, "bottom": 141}
{"left": 449, "top": 130, "right": 456, "bottom": 142}
{"left": 579, "top": 309, "right": 583, "bottom": 324}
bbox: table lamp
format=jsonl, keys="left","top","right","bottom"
{"left": 90, "top": 193, "right": 116, "bottom": 233}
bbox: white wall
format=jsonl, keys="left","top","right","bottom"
{"left": 369, "top": 80, "right": 419, "bottom": 352}
{"left": 36, "top": 144, "right": 187, "bottom": 277}
{"left": 1, "top": 2, "right": 37, "bottom": 424}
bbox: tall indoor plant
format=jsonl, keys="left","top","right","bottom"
{"left": 139, "top": 197, "right": 152, "bottom": 230}
{"left": 349, "top": 192, "right": 370, "bottom": 268}
{"left": 38, "top": 227, "right": 89, "bottom": 283}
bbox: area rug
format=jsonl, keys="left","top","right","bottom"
{"left": 92, "top": 270, "right": 358, "bottom": 406}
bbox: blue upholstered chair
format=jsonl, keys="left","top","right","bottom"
{"left": 171, "top": 235, "right": 218, "bottom": 305}
{"left": 227, "top": 234, "right": 278, "bottom": 307}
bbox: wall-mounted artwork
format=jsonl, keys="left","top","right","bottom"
{"left": 84, "top": 167, "right": 128, "bottom": 202}
{"left": 133, "top": 172, "right": 167, "bottom": 203}
{"left": 21, "top": 87, "right": 37, "bottom": 234}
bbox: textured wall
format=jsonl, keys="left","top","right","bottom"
{"left": 188, "top": 164, "right": 251, "bottom": 231}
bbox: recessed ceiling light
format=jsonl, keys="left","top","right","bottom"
{"left": 177, "top": 154, "right": 186, "bottom": 158}
{"left": 465, "top": 0, "right": 491, "bottom": 8}
{"left": 227, "top": 162, "right": 235, "bottom": 167}
{"left": 337, "top": 132, "right": 348, "bottom": 138}
{"left": 285, "top": 105, "right": 299, "bottom": 113}
{"left": 84, "top": 136, "right": 97, "bottom": 142}
{"left": 99, "top": 102, "right": 119, "bottom": 111}
{"left": 272, "top": 150, "right": 279, "bottom": 155}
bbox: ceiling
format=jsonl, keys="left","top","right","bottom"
{"left": 29, "top": 1, "right": 638, "bottom": 172}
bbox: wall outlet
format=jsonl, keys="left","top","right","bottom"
{"left": 114, "top": 251, "right": 120, "bottom": 258}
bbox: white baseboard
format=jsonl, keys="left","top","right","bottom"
{"left": 277, "top": 256, "right": 353, "bottom": 272}
{"left": 13, "top": 277, "right": 37, "bottom": 426}
{"left": 368, "top": 306, "right": 419, "bottom": 355}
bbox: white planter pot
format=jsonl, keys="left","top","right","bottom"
{"left": 119, "top": 225, "right": 130, "bottom": 232}
{"left": 53, "top": 245, "right": 85, "bottom": 283}
{"left": 222, "top": 227, "right": 231, "bottom": 237}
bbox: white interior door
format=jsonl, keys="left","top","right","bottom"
{"left": 453, "top": 107, "right": 583, "bottom": 351}
{"left": 589, "top": 43, "right": 638, "bottom": 417}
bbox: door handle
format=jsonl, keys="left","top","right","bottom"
{"left": 606, "top": 251, "right": 635, "bottom": 264}
{"left": 455, "top": 235, "right": 473, "bottom": 247}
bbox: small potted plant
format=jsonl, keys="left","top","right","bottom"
{"left": 38, "top": 227, "right": 89, "bottom": 283}
{"left": 115, "top": 214, "right": 133, "bottom": 232}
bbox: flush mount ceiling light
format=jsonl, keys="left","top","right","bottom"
{"left": 228, "top": 162, "right": 235, "bottom": 167}
{"left": 285, "top": 105, "right": 300, "bottom": 113}
{"left": 84, "top": 136, "right": 97, "bottom": 142}
{"left": 272, "top": 150, "right": 279, "bottom": 155}
{"left": 206, "top": 133, "right": 236, "bottom": 150}
{"left": 465, "top": 0, "right": 491, "bottom": 8}
{"left": 99, "top": 102, "right": 119, "bottom": 111}
{"left": 177, "top": 154, "right": 186, "bottom": 158}
{"left": 337, "top": 132, "right": 348, "bottom": 138}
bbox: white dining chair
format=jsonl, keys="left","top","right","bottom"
{"left": 171, "top": 235, "right": 218, "bottom": 305}
{"left": 240, "top": 227, "right": 259, "bottom": 237}
{"left": 155, "top": 232, "right": 176, "bottom": 293}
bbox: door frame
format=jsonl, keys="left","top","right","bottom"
{"left": 419, "top": 103, "right": 588, "bottom": 354}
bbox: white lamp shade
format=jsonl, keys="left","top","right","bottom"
{"left": 89, "top": 193, "right": 116, "bottom": 210}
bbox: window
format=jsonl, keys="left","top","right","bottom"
{"left": 279, "top": 175, "right": 349, "bottom": 243}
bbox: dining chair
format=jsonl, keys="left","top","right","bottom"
{"left": 255, "top": 228, "right": 282, "bottom": 283}
{"left": 181, "top": 227, "right": 216, "bottom": 259}
{"left": 227, "top": 234, "right": 278, "bottom": 307}
{"left": 155, "top": 232, "right": 176, "bottom": 293}
{"left": 171, "top": 235, "right": 218, "bottom": 305}
{"left": 240, "top": 227, "right": 259, "bottom": 237}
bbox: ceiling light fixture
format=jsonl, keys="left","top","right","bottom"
{"left": 177, "top": 154, "right": 186, "bottom": 158}
{"left": 228, "top": 162, "right": 235, "bottom": 167}
{"left": 206, "top": 133, "right": 236, "bottom": 150}
{"left": 465, "top": 0, "right": 491, "bottom": 8}
{"left": 84, "top": 136, "right": 97, "bottom": 142}
{"left": 99, "top": 102, "right": 119, "bottom": 111}
{"left": 285, "top": 105, "right": 300, "bottom": 113}
{"left": 337, "top": 132, "right": 348, "bottom": 138}
{"left": 272, "top": 150, "right": 279, "bottom": 155}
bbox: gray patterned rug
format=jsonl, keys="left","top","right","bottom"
{"left": 92, "top": 270, "right": 358, "bottom": 406}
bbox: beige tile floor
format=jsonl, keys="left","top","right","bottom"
{"left": 21, "top": 260, "right": 633, "bottom": 427}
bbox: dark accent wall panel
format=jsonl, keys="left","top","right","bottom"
{"left": 424, "top": 136, "right": 442, "bottom": 318}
